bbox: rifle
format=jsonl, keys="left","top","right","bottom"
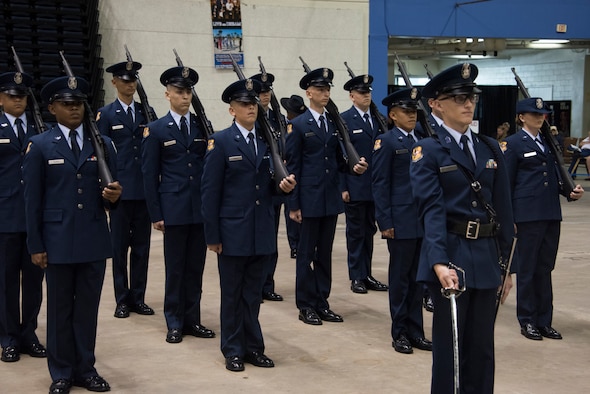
{"left": 257, "top": 56, "right": 287, "bottom": 157}
{"left": 495, "top": 236, "right": 517, "bottom": 319}
{"left": 343, "top": 61, "right": 388, "bottom": 134}
{"left": 228, "top": 54, "right": 290, "bottom": 193}
{"left": 59, "top": 51, "right": 114, "bottom": 189}
{"left": 11, "top": 46, "right": 47, "bottom": 133}
{"left": 511, "top": 67, "right": 576, "bottom": 199}
{"left": 124, "top": 45, "right": 157, "bottom": 123}
{"left": 173, "top": 49, "right": 214, "bottom": 139}
{"left": 393, "top": 53, "right": 435, "bottom": 137}
{"left": 298, "top": 56, "right": 361, "bottom": 173}
{"left": 424, "top": 63, "right": 434, "bottom": 79}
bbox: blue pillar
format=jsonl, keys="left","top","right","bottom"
{"left": 368, "top": 0, "right": 389, "bottom": 115}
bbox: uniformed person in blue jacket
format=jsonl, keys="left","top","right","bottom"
{"left": 250, "top": 72, "right": 284, "bottom": 302}
{"left": 503, "top": 98, "right": 583, "bottom": 341}
{"left": 24, "top": 75, "right": 122, "bottom": 394}
{"left": 410, "top": 63, "right": 515, "bottom": 394}
{"left": 141, "top": 66, "right": 215, "bottom": 344}
{"left": 0, "top": 71, "right": 46, "bottom": 363}
{"left": 372, "top": 88, "right": 431, "bottom": 354}
{"left": 201, "top": 79, "right": 296, "bottom": 372}
{"left": 97, "top": 61, "right": 155, "bottom": 319}
{"left": 286, "top": 67, "right": 368, "bottom": 326}
{"left": 340, "top": 74, "right": 387, "bottom": 294}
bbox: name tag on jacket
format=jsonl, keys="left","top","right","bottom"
{"left": 163, "top": 140, "right": 176, "bottom": 147}
{"left": 352, "top": 129, "right": 363, "bottom": 134}
{"left": 48, "top": 159, "right": 65, "bottom": 165}
{"left": 228, "top": 155, "right": 243, "bottom": 162}
{"left": 524, "top": 151, "right": 537, "bottom": 158}
{"left": 111, "top": 125, "right": 124, "bottom": 130}
{"left": 0, "top": 138, "right": 10, "bottom": 144}
{"left": 439, "top": 164, "right": 458, "bottom": 173}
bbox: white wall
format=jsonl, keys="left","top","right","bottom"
{"left": 98, "top": 0, "right": 369, "bottom": 129}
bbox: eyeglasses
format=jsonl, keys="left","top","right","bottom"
{"left": 439, "top": 94, "right": 479, "bottom": 105}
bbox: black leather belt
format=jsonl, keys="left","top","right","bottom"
{"left": 447, "top": 220, "right": 496, "bottom": 239}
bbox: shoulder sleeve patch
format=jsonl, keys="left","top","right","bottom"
{"left": 411, "top": 146, "right": 423, "bottom": 162}
{"left": 207, "top": 139, "right": 215, "bottom": 151}
{"left": 500, "top": 141, "right": 507, "bottom": 152}
{"left": 373, "top": 139, "right": 382, "bottom": 151}
{"left": 287, "top": 124, "right": 293, "bottom": 134}
{"left": 96, "top": 111, "right": 101, "bottom": 122}
{"left": 143, "top": 127, "right": 150, "bottom": 138}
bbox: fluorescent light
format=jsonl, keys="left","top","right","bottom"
{"left": 531, "top": 39, "right": 569, "bottom": 44}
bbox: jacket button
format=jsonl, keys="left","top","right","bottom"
{"left": 78, "top": 188, "right": 83, "bottom": 194}
{"left": 77, "top": 204, "right": 83, "bottom": 209}
{"left": 255, "top": 200, "right": 260, "bottom": 206}
{"left": 471, "top": 201, "right": 478, "bottom": 207}
{"left": 77, "top": 173, "right": 82, "bottom": 179}
{"left": 544, "top": 182, "right": 548, "bottom": 187}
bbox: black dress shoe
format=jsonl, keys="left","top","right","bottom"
{"left": 393, "top": 336, "right": 413, "bottom": 354}
{"left": 73, "top": 375, "right": 110, "bottom": 392}
{"left": 114, "top": 303, "right": 129, "bottom": 318}
{"left": 539, "top": 326, "right": 563, "bottom": 339}
{"left": 364, "top": 275, "right": 388, "bottom": 291}
{"left": 521, "top": 323, "right": 542, "bottom": 340}
{"left": 351, "top": 279, "right": 368, "bottom": 294}
{"left": 290, "top": 249, "right": 297, "bottom": 259}
{"left": 262, "top": 292, "right": 284, "bottom": 301}
{"left": 129, "top": 303, "right": 155, "bottom": 315}
{"left": 409, "top": 337, "right": 433, "bottom": 351}
{"left": 316, "top": 308, "right": 344, "bottom": 322}
{"left": 166, "top": 328, "right": 183, "bottom": 343}
{"left": 183, "top": 324, "right": 216, "bottom": 338}
{"left": 1, "top": 346, "right": 20, "bottom": 362}
{"left": 225, "top": 356, "right": 245, "bottom": 372}
{"left": 298, "top": 309, "right": 322, "bottom": 325}
{"left": 49, "top": 379, "right": 72, "bottom": 394}
{"left": 26, "top": 342, "right": 47, "bottom": 358}
{"left": 244, "top": 351, "right": 275, "bottom": 368}
{"left": 423, "top": 295, "right": 435, "bottom": 312}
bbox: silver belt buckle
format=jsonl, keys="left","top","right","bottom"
{"left": 466, "top": 220, "right": 480, "bottom": 239}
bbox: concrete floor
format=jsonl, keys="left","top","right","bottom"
{"left": 3, "top": 179, "right": 590, "bottom": 394}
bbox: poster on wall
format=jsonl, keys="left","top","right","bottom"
{"left": 211, "top": 0, "right": 243, "bottom": 69}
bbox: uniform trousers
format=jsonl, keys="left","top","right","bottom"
{"left": 262, "top": 203, "right": 282, "bottom": 294}
{"left": 427, "top": 284, "right": 496, "bottom": 394}
{"left": 218, "top": 254, "right": 267, "bottom": 358}
{"left": 344, "top": 201, "right": 376, "bottom": 280}
{"left": 0, "top": 232, "right": 43, "bottom": 348}
{"left": 163, "top": 224, "right": 206, "bottom": 330}
{"left": 515, "top": 220, "right": 560, "bottom": 328}
{"left": 45, "top": 261, "right": 105, "bottom": 381}
{"left": 284, "top": 199, "right": 300, "bottom": 251}
{"left": 110, "top": 199, "right": 151, "bottom": 306}
{"left": 387, "top": 238, "right": 424, "bottom": 339}
{"left": 295, "top": 215, "right": 338, "bottom": 311}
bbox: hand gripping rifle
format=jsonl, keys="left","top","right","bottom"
{"left": 124, "top": 45, "right": 157, "bottom": 123}
{"left": 11, "top": 46, "right": 47, "bottom": 132}
{"left": 495, "top": 236, "right": 517, "bottom": 319}
{"left": 59, "top": 51, "right": 114, "bottom": 188}
{"left": 393, "top": 53, "right": 435, "bottom": 137}
{"left": 257, "top": 56, "right": 287, "bottom": 157}
{"left": 228, "top": 54, "right": 290, "bottom": 193}
{"left": 511, "top": 67, "right": 576, "bottom": 200}
{"left": 173, "top": 49, "right": 214, "bottom": 139}
{"left": 343, "top": 61, "right": 388, "bottom": 134}
{"left": 298, "top": 57, "right": 361, "bottom": 173}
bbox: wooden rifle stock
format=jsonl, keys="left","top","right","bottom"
{"left": 393, "top": 53, "right": 435, "bottom": 137}
{"left": 257, "top": 56, "right": 287, "bottom": 157}
{"left": 343, "top": 61, "right": 388, "bottom": 134}
{"left": 59, "top": 51, "right": 114, "bottom": 189}
{"left": 11, "top": 46, "right": 47, "bottom": 133}
{"left": 298, "top": 57, "right": 361, "bottom": 173}
{"left": 511, "top": 67, "right": 576, "bottom": 199}
{"left": 228, "top": 55, "right": 290, "bottom": 193}
{"left": 124, "top": 45, "right": 157, "bottom": 123}
{"left": 173, "top": 49, "right": 214, "bottom": 139}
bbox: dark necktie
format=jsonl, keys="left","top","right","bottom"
{"left": 180, "top": 116, "right": 189, "bottom": 144}
{"left": 70, "top": 129, "right": 80, "bottom": 161}
{"left": 127, "top": 106, "right": 134, "bottom": 124}
{"left": 319, "top": 115, "right": 327, "bottom": 133}
{"left": 407, "top": 132, "right": 416, "bottom": 143}
{"left": 247, "top": 132, "right": 256, "bottom": 157}
{"left": 363, "top": 113, "right": 372, "bottom": 130}
{"left": 460, "top": 134, "right": 475, "bottom": 167}
{"left": 535, "top": 136, "right": 545, "bottom": 152}
{"left": 15, "top": 118, "right": 26, "bottom": 147}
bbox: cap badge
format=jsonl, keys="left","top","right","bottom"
{"left": 410, "top": 88, "right": 418, "bottom": 100}
{"left": 14, "top": 72, "right": 23, "bottom": 85}
{"left": 261, "top": 74, "right": 268, "bottom": 82}
{"left": 245, "top": 79, "right": 253, "bottom": 91}
{"left": 126, "top": 61, "right": 133, "bottom": 71}
{"left": 363, "top": 75, "right": 369, "bottom": 84}
{"left": 535, "top": 98, "right": 543, "bottom": 109}
{"left": 68, "top": 77, "right": 77, "bottom": 90}
{"left": 461, "top": 63, "right": 471, "bottom": 79}
{"left": 322, "top": 68, "right": 329, "bottom": 78}
{"left": 182, "top": 67, "right": 189, "bottom": 78}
